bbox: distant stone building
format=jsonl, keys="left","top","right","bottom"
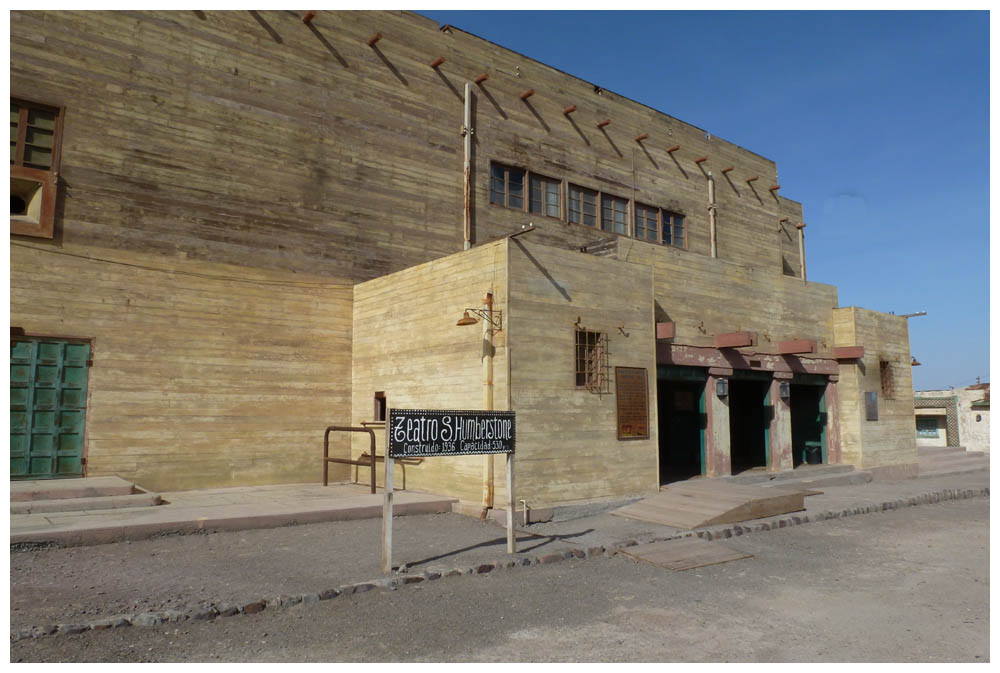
{"left": 11, "top": 10, "right": 917, "bottom": 511}
{"left": 914, "top": 384, "right": 990, "bottom": 453}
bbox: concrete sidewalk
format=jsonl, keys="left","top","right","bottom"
{"left": 10, "top": 482, "right": 456, "bottom": 547}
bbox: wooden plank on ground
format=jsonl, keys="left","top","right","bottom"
{"left": 620, "top": 537, "right": 754, "bottom": 571}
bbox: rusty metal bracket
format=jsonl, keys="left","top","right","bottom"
{"left": 323, "top": 425, "right": 378, "bottom": 493}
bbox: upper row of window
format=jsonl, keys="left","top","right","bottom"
{"left": 489, "top": 162, "right": 686, "bottom": 249}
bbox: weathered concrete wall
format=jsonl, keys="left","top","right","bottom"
{"left": 351, "top": 241, "right": 509, "bottom": 505}
{"left": 10, "top": 243, "right": 354, "bottom": 491}
{"left": 624, "top": 238, "right": 838, "bottom": 348}
{"left": 507, "top": 239, "right": 658, "bottom": 507}
{"left": 834, "top": 307, "right": 917, "bottom": 473}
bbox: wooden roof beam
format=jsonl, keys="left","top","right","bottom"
{"left": 366, "top": 32, "right": 382, "bottom": 47}
{"left": 429, "top": 57, "right": 446, "bottom": 68}
{"left": 302, "top": 11, "right": 316, "bottom": 24}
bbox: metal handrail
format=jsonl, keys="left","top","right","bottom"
{"left": 323, "top": 425, "right": 378, "bottom": 493}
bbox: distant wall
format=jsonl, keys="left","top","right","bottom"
{"left": 834, "top": 307, "right": 916, "bottom": 472}
{"left": 11, "top": 242, "right": 354, "bottom": 491}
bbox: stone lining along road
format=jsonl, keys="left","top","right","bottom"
{"left": 10, "top": 496, "right": 989, "bottom": 662}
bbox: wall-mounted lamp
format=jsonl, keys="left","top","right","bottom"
{"left": 779, "top": 381, "right": 791, "bottom": 400}
{"left": 456, "top": 308, "right": 503, "bottom": 331}
{"left": 716, "top": 378, "right": 729, "bottom": 398}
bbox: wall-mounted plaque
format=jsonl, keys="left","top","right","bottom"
{"left": 387, "top": 409, "right": 515, "bottom": 458}
{"left": 615, "top": 367, "right": 649, "bottom": 440}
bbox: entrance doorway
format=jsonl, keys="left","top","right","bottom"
{"left": 729, "top": 374, "right": 770, "bottom": 474}
{"left": 790, "top": 377, "right": 827, "bottom": 467}
{"left": 656, "top": 366, "right": 706, "bottom": 484}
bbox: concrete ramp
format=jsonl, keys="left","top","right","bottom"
{"left": 612, "top": 480, "right": 811, "bottom": 530}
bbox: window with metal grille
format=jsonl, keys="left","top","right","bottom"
{"left": 662, "top": 211, "right": 685, "bottom": 249}
{"left": 10, "top": 98, "right": 63, "bottom": 238}
{"left": 575, "top": 329, "right": 608, "bottom": 391}
{"left": 915, "top": 416, "right": 939, "bottom": 437}
{"left": 529, "top": 173, "right": 561, "bottom": 219}
{"left": 489, "top": 162, "right": 524, "bottom": 210}
{"left": 880, "top": 360, "right": 895, "bottom": 399}
{"left": 601, "top": 193, "right": 628, "bottom": 235}
{"left": 568, "top": 184, "right": 597, "bottom": 227}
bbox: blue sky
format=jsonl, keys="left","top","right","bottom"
{"left": 420, "top": 10, "right": 990, "bottom": 391}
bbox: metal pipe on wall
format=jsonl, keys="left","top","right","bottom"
{"left": 481, "top": 290, "right": 495, "bottom": 517}
{"left": 463, "top": 82, "right": 473, "bottom": 251}
{"left": 796, "top": 222, "right": 807, "bottom": 281}
{"left": 708, "top": 173, "right": 718, "bottom": 258}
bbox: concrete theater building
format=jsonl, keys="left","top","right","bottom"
{"left": 10, "top": 10, "right": 917, "bottom": 513}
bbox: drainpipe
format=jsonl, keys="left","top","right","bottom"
{"left": 708, "top": 173, "right": 718, "bottom": 258}
{"left": 463, "top": 82, "right": 473, "bottom": 251}
{"left": 481, "top": 291, "right": 495, "bottom": 518}
{"left": 796, "top": 222, "right": 807, "bottom": 281}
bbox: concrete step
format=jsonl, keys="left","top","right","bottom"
{"left": 10, "top": 476, "right": 137, "bottom": 502}
{"left": 11, "top": 492, "right": 162, "bottom": 514}
{"left": 917, "top": 446, "right": 967, "bottom": 456}
{"left": 917, "top": 461, "right": 990, "bottom": 479}
{"left": 725, "top": 464, "right": 856, "bottom": 486}
{"left": 758, "top": 469, "right": 873, "bottom": 490}
{"left": 920, "top": 451, "right": 985, "bottom": 463}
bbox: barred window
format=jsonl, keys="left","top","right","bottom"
{"left": 575, "top": 329, "right": 607, "bottom": 390}
{"left": 880, "top": 360, "right": 895, "bottom": 399}
{"left": 11, "top": 98, "right": 63, "bottom": 239}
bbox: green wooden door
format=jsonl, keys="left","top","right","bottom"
{"left": 10, "top": 338, "right": 90, "bottom": 480}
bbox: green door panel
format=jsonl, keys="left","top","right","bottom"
{"left": 10, "top": 338, "right": 89, "bottom": 480}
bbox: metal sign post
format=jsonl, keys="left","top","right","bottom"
{"left": 382, "top": 408, "right": 516, "bottom": 574}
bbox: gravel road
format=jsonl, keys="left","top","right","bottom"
{"left": 11, "top": 497, "right": 989, "bottom": 662}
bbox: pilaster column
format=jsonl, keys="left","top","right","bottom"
{"left": 825, "top": 376, "right": 842, "bottom": 465}
{"left": 769, "top": 374, "right": 794, "bottom": 472}
{"left": 704, "top": 371, "right": 732, "bottom": 477}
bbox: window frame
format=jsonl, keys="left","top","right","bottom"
{"left": 575, "top": 328, "right": 608, "bottom": 392}
{"left": 661, "top": 210, "right": 686, "bottom": 249}
{"left": 600, "top": 192, "right": 629, "bottom": 235}
{"left": 634, "top": 202, "right": 660, "bottom": 243}
{"left": 568, "top": 183, "right": 598, "bottom": 227}
{"left": 11, "top": 97, "right": 64, "bottom": 239}
{"left": 529, "top": 172, "right": 562, "bottom": 220}
{"left": 489, "top": 162, "right": 525, "bottom": 211}
{"left": 915, "top": 416, "right": 939, "bottom": 438}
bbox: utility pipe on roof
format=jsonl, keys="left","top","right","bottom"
{"left": 708, "top": 173, "right": 718, "bottom": 258}
{"left": 463, "top": 82, "right": 473, "bottom": 251}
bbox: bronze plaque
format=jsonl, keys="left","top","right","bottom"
{"left": 615, "top": 367, "right": 649, "bottom": 440}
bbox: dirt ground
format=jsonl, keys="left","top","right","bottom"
{"left": 10, "top": 497, "right": 989, "bottom": 662}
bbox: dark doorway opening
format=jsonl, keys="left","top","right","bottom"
{"left": 729, "top": 378, "right": 770, "bottom": 474}
{"left": 791, "top": 383, "right": 827, "bottom": 467}
{"left": 656, "top": 366, "right": 706, "bottom": 484}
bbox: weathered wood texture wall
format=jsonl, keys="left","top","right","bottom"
{"left": 351, "top": 241, "right": 509, "bottom": 504}
{"left": 508, "top": 240, "right": 658, "bottom": 506}
{"left": 11, "top": 10, "right": 801, "bottom": 277}
{"left": 10, "top": 243, "right": 353, "bottom": 491}
{"left": 621, "top": 239, "right": 839, "bottom": 348}
{"left": 833, "top": 307, "right": 917, "bottom": 471}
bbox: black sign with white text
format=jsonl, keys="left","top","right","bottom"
{"left": 387, "top": 409, "right": 515, "bottom": 458}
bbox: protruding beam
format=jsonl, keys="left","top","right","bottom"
{"left": 634, "top": 132, "right": 648, "bottom": 142}
{"left": 302, "top": 10, "right": 316, "bottom": 24}
{"left": 796, "top": 222, "right": 807, "bottom": 230}
{"left": 563, "top": 104, "right": 577, "bottom": 115}
{"left": 721, "top": 166, "right": 734, "bottom": 173}
{"left": 666, "top": 144, "right": 680, "bottom": 153}
{"left": 777, "top": 339, "right": 816, "bottom": 355}
{"left": 429, "top": 56, "right": 446, "bottom": 68}
{"left": 596, "top": 119, "right": 610, "bottom": 128}
{"left": 769, "top": 184, "right": 781, "bottom": 192}
{"left": 779, "top": 217, "right": 790, "bottom": 224}
{"left": 520, "top": 88, "right": 535, "bottom": 100}
{"left": 366, "top": 32, "right": 382, "bottom": 46}
{"left": 694, "top": 156, "right": 708, "bottom": 164}
{"left": 745, "top": 175, "right": 759, "bottom": 183}
{"left": 656, "top": 322, "right": 676, "bottom": 340}
{"left": 713, "top": 331, "right": 755, "bottom": 349}
{"left": 474, "top": 73, "right": 489, "bottom": 84}
{"left": 833, "top": 346, "right": 865, "bottom": 360}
